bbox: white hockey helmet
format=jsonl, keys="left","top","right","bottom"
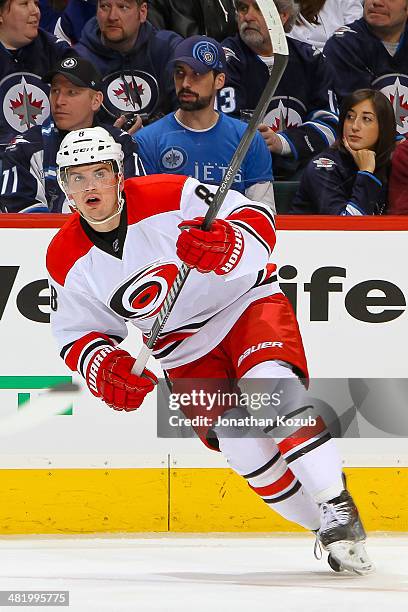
{"left": 57, "top": 127, "right": 125, "bottom": 225}
{"left": 56, "top": 126, "right": 124, "bottom": 174}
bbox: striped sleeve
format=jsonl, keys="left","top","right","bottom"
{"left": 226, "top": 202, "right": 276, "bottom": 257}
{"left": 182, "top": 178, "right": 277, "bottom": 279}
{"left": 61, "top": 331, "right": 122, "bottom": 377}
{"left": 48, "top": 273, "right": 128, "bottom": 377}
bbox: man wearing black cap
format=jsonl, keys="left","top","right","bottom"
{"left": 0, "top": 56, "right": 145, "bottom": 213}
{"left": 135, "top": 35, "right": 274, "bottom": 210}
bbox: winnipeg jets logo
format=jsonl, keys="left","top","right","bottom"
{"left": 264, "top": 99, "right": 302, "bottom": 132}
{"left": 61, "top": 58, "right": 77, "bottom": 69}
{"left": 372, "top": 75, "right": 408, "bottom": 134}
{"left": 193, "top": 40, "right": 221, "bottom": 70}
{"left": 113, "top": 79, "right": 144, "bottom": 109}
{"left": 10, "top": 86, "right": 43, "bottom": 128}
{"left": 2, "top": 74, "right": 50, "bottom": 133}
{"left": 160, "top": 147, "right": 187, "bottom": 171}
{"left": 109, "top": 262, "right": 179, "bottom": 320}
{"left": 104, "top": 70, "right": 158, "bottom": 115}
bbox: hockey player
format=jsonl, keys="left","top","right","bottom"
{"left": 0, "top": 0, "right": 72, "bottom": 145}
{"left": 47, "top": 126, "right": 373, "bottom": 575}
{"left": 74, "top": 0, "right": 182, "bottom": 125}
{"left": 135, "top": 35, "right": 274, "bottom": 210}
{"left": 323, "top": 0, "right": 408, "bottom": 136}
{"left": 0, "top": 56, "right": 145, "bottom": 213}
{"left": 219, "top": 0, "right": 338, "bottom": 179}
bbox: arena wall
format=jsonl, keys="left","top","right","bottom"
{"left": 0, "top": 215, "right": 407, "bottom": 534}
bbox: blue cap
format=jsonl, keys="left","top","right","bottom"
{"left": 172, "top": 35, "right": 227, "bottom": 74}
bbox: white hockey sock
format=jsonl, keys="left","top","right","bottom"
{"left": 242, "top": 361, "right": 344, "bottom": 505}
{"left": 214, "top": 423, "right": 321, "bottom": 531}
{"left": 282, "top": 440, "right": 344, "bottom": 504}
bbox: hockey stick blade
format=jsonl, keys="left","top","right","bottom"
{"left": 0, "top": 382, "right": 80, "bottom": 437}
{"left": 132, "top": 1, "right": 289, "bottom": 376}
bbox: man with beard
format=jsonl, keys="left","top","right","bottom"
{"left": 135, "top": 35, "right": 274, "bottom": 210}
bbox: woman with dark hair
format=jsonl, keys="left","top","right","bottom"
{"left": 289, "top": 0, "right": 362, "bottom": 50}
{"left": 289, "top": 89, "right": 396, "bottom": 215}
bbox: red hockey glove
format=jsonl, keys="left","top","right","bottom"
{"left": 176, "top": 217, "right": 244, "bottom": 275}
{"left": 86, "top": 348, "right": 157, "bottom": 411}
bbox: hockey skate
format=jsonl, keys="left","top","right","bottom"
{"left": 317, "top": 490, "right": 375, "bottom": 575}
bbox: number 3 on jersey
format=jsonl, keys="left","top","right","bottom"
{"left": 215, "top": 87, "right": 236, "bottom": 114}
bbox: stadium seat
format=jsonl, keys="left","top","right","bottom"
{"left": 273, "top": 181, "right": 300, "bottom": 214}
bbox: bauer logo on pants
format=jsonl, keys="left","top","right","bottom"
{"left": 238, "top": 341, "right": 283, "bottom": 368}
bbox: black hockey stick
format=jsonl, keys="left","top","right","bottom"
{"left": 132, "top": 0, "right": 288, "bottom": 375}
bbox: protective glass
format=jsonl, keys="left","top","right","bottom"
{"left": 60, "top": 162, "right": 119, "bottom": 195}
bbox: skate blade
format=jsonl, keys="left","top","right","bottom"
{"left": 327, "top": 541, "right": 375, "bottom": 575}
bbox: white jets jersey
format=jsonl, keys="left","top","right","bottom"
{"left": 47, "top": 175, "right": 279, "bottom": 376}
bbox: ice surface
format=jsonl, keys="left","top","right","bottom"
{"left": 0, "top": 534, "right": 406, "bottom": 611}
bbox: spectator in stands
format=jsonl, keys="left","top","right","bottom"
{"left": 323, "top": 0, "right": 408, "bottom": 136}
{"left": 74, "top": 0, "right": 182, "bottom": 127}
{"left": 0, "top": 0, "right": 72, "bottom": 146}
{"left": 148, "top": 0, "right": 237, "bottom": 41}
{"left": 220, "top": 0, "right": 338, "bottom": 180}
{"left": 54, "top": 0, "right": 97, "bottom": 44}
{"left": 135, "top": 35, "right": 275, "bottom": 209}
{"left": 289, "top": 0, "right": 363, "bottom": 50}
{"left": 0, "top": 56, "right": 145, "bottom": 213}
{"left": 388, "top": 138, "right": 408, "bottom": 213}
{"left": 289, "top": 89, "right": 395, "bottom": 215}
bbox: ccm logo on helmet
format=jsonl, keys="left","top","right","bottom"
{"left": 73, "top": 147, "right": 94, "bottom": 153}
{"left": 238, "top": 341, "right": 283, "bottom": 367}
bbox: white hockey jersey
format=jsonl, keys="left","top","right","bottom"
{"left": 46, "top": 174, "right": 279, "bottom": 375}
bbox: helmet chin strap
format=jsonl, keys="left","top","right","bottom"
{"left": 76, "top": 194, "right": 124, "bottom": 227}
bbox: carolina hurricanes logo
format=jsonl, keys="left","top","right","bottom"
{"left": 263, "top": 99, "right": 303, "bottom": 132}
{"left": 103, "top": 70, "right": 158, "bottom": 116}
{"left": 1, "top": 74, "right": 50, "bottom": 133}
{"left": 109, "top": 262, "right": 179, "bottom": 320}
